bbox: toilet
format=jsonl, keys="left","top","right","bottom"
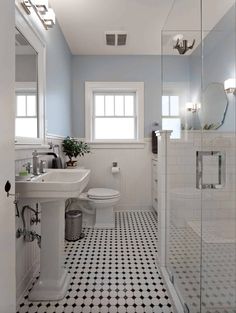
{"left": 77, "top": 188, "right": 120, "bottom": 229}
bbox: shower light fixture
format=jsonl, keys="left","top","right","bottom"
{"left": 224, "top": 78, "right": 236, "bottom": 94}
{"left": 186, "top": 102, "right": 200, "bottom": 113}
{"left": 21, "top": 0, "right": 55, "bottom": 30}
{"left": 173, "top": 36, "right": 195, "bottom": 55}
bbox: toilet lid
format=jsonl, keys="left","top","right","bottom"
{"left": 88, "top": 188, "right": 120, "bottom": 199}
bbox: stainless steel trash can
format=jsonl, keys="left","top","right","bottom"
{"left": 65, "top": 210, "right": 83, "bottom": 241}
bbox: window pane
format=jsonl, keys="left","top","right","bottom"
{"left": 124, "top": 95, "right": 134, "bottom": 116}
{"left": 27, "top": 95, "right": 37, "bottom": 116}
{"left": 95, "top": 118, "right": 135, "bottom": 139}
{"left": 105, "top": 95, "right": 114, "bottom": 116}
{"left": 95, "top": 95, "right": 104, "bottom": 116}
{"left": 162, "top": 118, "right": 181, "bottom": 139}
{"left": 170, "top": 96, "right": 179, "bottom": 116}
{"left": 162, "top": 96, "right": 169, "bottom": 116}
{"left": 115, "top": 95, "right": 124, "bottom": 116}
{"left": 16, "top": 95, "right": 26, "bottom": 116}
{"left": 15, "top": 118, "right": 38, "bottom": 138}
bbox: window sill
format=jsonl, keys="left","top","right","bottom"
{"left": 87, "top": 140, "right": 147, "bottom": 149}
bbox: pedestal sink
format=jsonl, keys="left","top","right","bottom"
{"left": 16, "top": 169, "right": 90, "bottom": 301}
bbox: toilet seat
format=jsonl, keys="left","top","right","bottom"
{"left": 87, "top": 188, "right": 120, "bottom": 200}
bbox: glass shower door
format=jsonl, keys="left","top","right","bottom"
{"left": 161, "top": 1, "right": 236, "bottom": 312}
{"left": 161, "top": 0, "right": 203, "bottom": 309}
{"left": 200, "top": 2, "right": 236, "bottom": 312}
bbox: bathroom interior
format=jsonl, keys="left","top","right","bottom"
{"left": 0, "top": 0, "right": 236, "bottom": 312}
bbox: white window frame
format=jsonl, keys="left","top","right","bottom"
{"left": 15, "top": 85, "right": 38, "bottom": 138}
{"left": 15, "top": 6, "right": 46, "bottom": 145}
{"left": 85, "top": 82, "right": 144, "bottom": 143}
{"left": 162, "top": 94, "right": 181, "bottom": 139}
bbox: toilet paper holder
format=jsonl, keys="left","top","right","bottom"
{"left": 112, "top": 162, "right": 120, "bottom": 173}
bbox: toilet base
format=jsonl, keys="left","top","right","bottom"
{"left": 94, "top": 204, "right": 115, "bottom": 229}
{"left": 77, "top": 191, "right": 120, "bottom": 229}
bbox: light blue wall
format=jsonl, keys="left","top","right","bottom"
{"left": 162, "top": 55, "right": 190, "bottom": 83}
{"left": 71, "top": 56, "right": 160, "bottom": 137}
{"left": 69, "top": 6, "right": 235, "bottom": 137}
{"left": 189, "top": 6, "right": 236, "bottom": 131}
{"left": 71, "top": 55, "right": 189, "bottom": 137}
{"left": 45, "top": 22, "right": 72, "bottom": 136}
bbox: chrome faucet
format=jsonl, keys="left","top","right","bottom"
{"left": 32, "top": 150, "right": 58, "bottom": 175}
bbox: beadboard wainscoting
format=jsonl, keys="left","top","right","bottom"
{"left": 77, "top": 138, "right": 153, "bottom": 212}
{"left": 15, "top": 135, "right": 65, "bottom": 304}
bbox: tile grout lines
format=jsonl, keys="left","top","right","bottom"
{"left": 17, "top": 211, "right": 173, "bottom": 313}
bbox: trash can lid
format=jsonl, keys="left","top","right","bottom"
{"left": 66, "top": 210, "right": 82, "bottom": 218}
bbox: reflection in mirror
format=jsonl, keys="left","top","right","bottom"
{"left": 15, "top": 28, "right": 38, "bottom": 138}
{"left": 162, "top": 82, "right": 229, "bottom": 134}
{"left": 200, "top": 82, "right": 228, "bottom": 130}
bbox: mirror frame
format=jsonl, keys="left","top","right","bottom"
{"left": 15, "top": 6, "right": 46, "bottom": 145}
{"left": 202, "top": 82, "right": 229, "bottom": 130}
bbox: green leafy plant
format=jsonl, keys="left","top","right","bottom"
{"left": 62, "top": 136, "right": 90, "bottom": 166}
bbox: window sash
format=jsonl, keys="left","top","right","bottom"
{"left": 93, "top": 117, "right": 136, "bottom": 140}
{"left": 162, "top": 95, "right": 181, "bottom": 139}
{"left": 93, "top": 92, "right": 136, "bottom": 117}
{"left": 85, "top": 82, "right": 144, "bottom": 143}
{"left": 15, "top": 93, "right": 38, "bottom": 137}
{"left": 16, "top": 94, "right": 38, "bottom": 117}
{"left": 93, "top": 116, "right": 137, "bottom": 140}
{"left": 162, "top": 95, "right": 179, "bottom": 117}
{"left": 92, "top": 92, "right": 137, "bottom": 140}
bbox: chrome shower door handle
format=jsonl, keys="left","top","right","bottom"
{"left": 196, "top": 151, "right": 226, "bottom": 189}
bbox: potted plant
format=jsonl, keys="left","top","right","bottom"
{"left": 62, "top": 136, "right": 90, "bottom": 167}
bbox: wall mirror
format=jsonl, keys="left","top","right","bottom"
{"left": 162, "top": 82, "right": 229, "bottom": 134}
{"left": 200, "top": 82, "right": 228, "bottom": 129}
{"left": 15, "top": 28, "right": 38, "bottom": 138}
{"left": 15, "top": 7, "right": 45, "bottom": 144}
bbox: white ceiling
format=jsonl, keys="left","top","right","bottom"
{"left": 49, "top": 0, "right": 234, "bottom": 56}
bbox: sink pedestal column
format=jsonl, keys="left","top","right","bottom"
{"left": 29, "top": 200, "right": 71, "bottom": 301}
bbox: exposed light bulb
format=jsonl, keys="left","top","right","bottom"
{"left": 173, "top": 34, "right": 184, "bottom": 41}
{"left": 224, "top": 78, "right": 236, "bottom": 94}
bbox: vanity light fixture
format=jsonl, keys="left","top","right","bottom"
{"left": 21, "top": 0, "right": 56, "bottom": 30}
{"left": 31, "top": 0, "right": 49, "bottom": 14}
{"left": 43, "top": 8, "right": 56, "bottom": 28}
{"left": 186, "top": 102, "right": 201, "bottom": 113}
{"left": 224, "top": 78, "right": 236, "bottom": 94}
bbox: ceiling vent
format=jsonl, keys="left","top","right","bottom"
{"left": 117, "top": 34, "right": 127, "bottom": 46}
{"left": 105, "top": 32, "right": 127, "bottom": 46}
{"left": 106, "top": 33, "right": 116, "bottom": 46}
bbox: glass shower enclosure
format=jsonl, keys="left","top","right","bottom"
{"left": 160, "top": 1, "right": 236, "bottom": 312}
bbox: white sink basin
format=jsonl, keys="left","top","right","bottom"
{"left": 15, "top": 168, "right": 90, "bottom": 302}
{"left": 16, "top": 168, "right": 90, "bottom": 201}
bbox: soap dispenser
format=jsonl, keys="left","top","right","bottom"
{"left": 32, "top": 150, "right": 39, "bottom": 175}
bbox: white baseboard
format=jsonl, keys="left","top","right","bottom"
{"left": 16, "top": 260, "right": 40, "bottom": 306}
{"left": 114, "top": 205, "right": 153, "bottom": 212}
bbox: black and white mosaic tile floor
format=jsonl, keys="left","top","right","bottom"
{"left": 168, "top": 223, "right": 236, "bottom": 313}
{"left": 17, "top": 211, "right": 173, "bottom": 313}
